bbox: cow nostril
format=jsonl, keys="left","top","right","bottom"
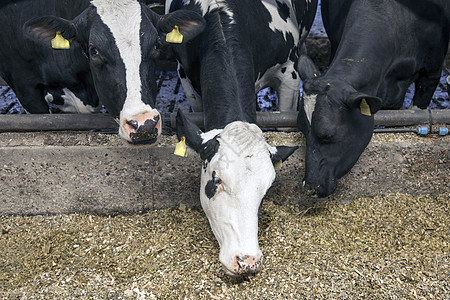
{"left": 236, "top": 255, "right": 260, "bottom": 273}
{"left": 152, "top": 114, "right": 160, "bottom": 122}
{"left": 126, "top": 120, "right": 139, "bottom": 130}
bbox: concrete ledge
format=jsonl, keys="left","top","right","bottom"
{"left": 0, "top": 131, "right": 448, "bottom": 215}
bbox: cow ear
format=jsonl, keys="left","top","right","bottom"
{"left": 176, "top": 109, "right": 205, "bottom": 153}
{"left": 176, "top": 110, "right": 220, "bottom": 161}
{"left": 24, "top": 16, "right": 76, "bottom": 46}
{"left": 269, "top": 146, "right": 299, "bottom": 165}
{"left": 349, "top": 94, "right": 382, "bottom": 116}
{"left": 157, "top": 10, "right": 205, "bottom": 43}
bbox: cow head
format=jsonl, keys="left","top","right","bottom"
{"left": 24, "top": 0, "right": 205, "bottom": 144}
{"left": 298, "top": 78, "right": 382, "bottom": 197}
{"left": 176, "top": 110, "right": 297, "bottom": 276}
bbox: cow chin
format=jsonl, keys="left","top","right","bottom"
{"left": 119, "top": 111, "right": 162, "bottom": 145}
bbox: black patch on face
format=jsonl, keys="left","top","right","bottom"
{"left": 276, "top": 0, "right": 290, "bottom": 22}
{"left": 291, "top": 71, "right": 297, "bottom": 80}
{"left": 205, "top": 171, "right": 219, "bottom": 199}
{"left": 199, "top": 135, "right": 220, "bottom": 162}
{"left": 281, "top": 67, "right": 287, "bottom": 73}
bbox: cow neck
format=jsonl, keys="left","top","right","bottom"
{"left": 200, "top": 11, "right": 256, "bottom": 131}
{"left": 325, "top": 41, "right": 392, "bottom": 97}
{"left": 325, "top": 7, "right": 396, "bottom": 97}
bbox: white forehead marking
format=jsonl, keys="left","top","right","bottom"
{"left": 217, "top": 122, "right": 267, "bottom": 156}
{"left": 261, "top": 0, "right": 299, "bottom": 43}
{"left": 92, "top": 0, "right": 154, "bottom": 118}
{"left": 303, "top": 93, "right": 317, "bottom": 124}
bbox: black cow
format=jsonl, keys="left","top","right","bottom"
{"left": 166, "top": 0, "right": 317, "bottom": 276}
{"left": 0, "top": 0, "right": 204, "bottom": 144}
{"left": 298, "top": 0, "right": 449, "bottom": 197}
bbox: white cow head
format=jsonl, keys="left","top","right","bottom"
{"left": 176, "top": 110, "right": 297, "bottom": 276}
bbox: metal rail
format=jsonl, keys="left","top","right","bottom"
{"left": 0, "top": 110, "right": 449, "bottom": 132}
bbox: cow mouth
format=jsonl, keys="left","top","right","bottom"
{"left": 221, "top": 265, "right": 255, "bottom": 279}
{"left": 302, "top": 177, "right": 337, "bottom": 198}
{"left": 221, "top": 256, "right": 262, "bottom": 278}
{"left": 129, "top": 129, "right": 159, "bottom": 145}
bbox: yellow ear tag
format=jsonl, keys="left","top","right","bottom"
{"left": 166, "top": 25, "right": 183, "bottom": 44}
{"left": 174, "top": 136, "right": 188, "bottom": 157}
{"left": 274, "top": 160, "right": 283, "bottom": 169}
{"left": 360, "top": 98, "right": 371, "bottom": 116}
{"left": 51, "top": 31, "right": 70, "bottom": 49}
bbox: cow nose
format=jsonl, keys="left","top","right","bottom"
{"left": 303, "top": 177, "right": 336, "bottom": 198}
{"left": 129, "top": 115, "right": 160, "bottom": 144}
{"left": 236, "top": 255, "right": 262, "bottom": 274}
{"left": 302, "top": 179, "right": 318, "bottom": 197}
{"left": 126, "top": 119, "right": 139, "bottom": 130}
{"left": 124, "top": 113, "right": 161, "bottom": 145}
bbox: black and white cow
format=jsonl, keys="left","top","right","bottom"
{"left": 0, "top": 0, "right": 204, "bottom": 144}
{"left": 167, "top": 0, "right": 318, "bottom": 276}
{"left": 297, "top": 0, "right": 449, "bottom": 197}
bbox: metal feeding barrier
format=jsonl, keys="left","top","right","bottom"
{"left": 373, "top": 108, "right": 449, "bottom": 136}
{"left": 0, "top": 110, "right": 449, "bottom": 136}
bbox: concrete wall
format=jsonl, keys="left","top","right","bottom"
{"left": 0, "top": 131, "right": 448, "bottom": 216}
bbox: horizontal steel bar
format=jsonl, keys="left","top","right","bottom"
{"left": 0, "top": 110, "right": 448, "bottom": 132}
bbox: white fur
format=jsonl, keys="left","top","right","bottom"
{"left": 300, "top": 26, "right": 309, "bottom": 42}
{"left": 261, "top": 0, "right": 299, "bottom": 43}
{"left": 303, "top": 93, "right": 317, "bottom": 124}
{"left": 199, "top": 121, "right": 275, "bottom": 274}
{"left": 165, "top": 0, "right": 174, "bottom": 14}
{"left": 166, "top": 0, "right": 234, "bottom": 22}
{"left": 178, "top": 63, "right": 203, "bottom": 111}
{"left": 92, "top": 0, "right": 155, "bottom": 140}
{"left": 201, "top": 128, "right": 223, "bottom": 141}
{"left": 205, "top": 0, "right": 234, "bottom": 23}
{"left": 45, "top": 89, "right": 100, "bottom": 113}
{"left": 255, "top": 57, "right": 300, "bottom": 111}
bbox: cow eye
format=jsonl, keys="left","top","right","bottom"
{"left": 89, "top": 46, "right": 99, "bottom": 57}
{"left": 154, "top": 40, "right": 161, "bottom": 50}
{"left": 313, "top": 118, "right": 336, "bottom": 143}
{"left": 205, "top": 172, "right": 224, "bottom": 199}
{"left": 316, "top": 130, "right": 335, "bottom": 143}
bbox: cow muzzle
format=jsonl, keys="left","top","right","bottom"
{"left": 123, "top": 112, "right": 161, "bottom": 145}
{"left": 302, "top": 177, "right": 336, "bottom": 198}
{"left": 223, "top": 255, "right": 262, "bottom": 277}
